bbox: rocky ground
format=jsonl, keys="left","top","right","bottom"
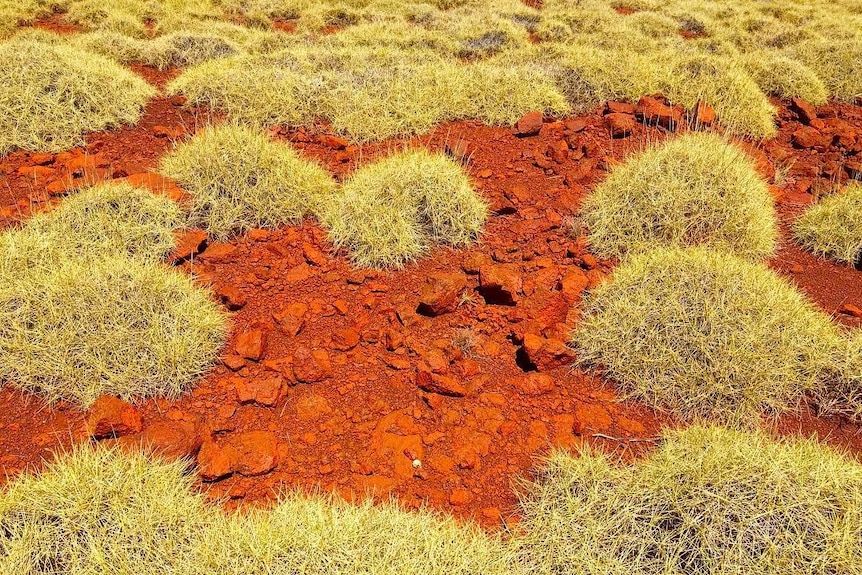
{"left": 1, "top": 62, "right": 861, "bottom": 529}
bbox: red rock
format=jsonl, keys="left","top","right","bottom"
{"left": 559, "top": 268, "right": 589, "bottom": 302}
{"left": 198, "top": 242, "right": 237, "bottom": 262}
{"left": 318, "top": 134, "right": 349, "bottom": 150}
{"left": 285, "top": 263, "right": 313, "bottom": 283}
{"left": 197, "top": 439, "right": 234, "bottom": 481}
{"left": 572, "top": 403, "right": 613, "bottom": 434}
{"left": 839, "top": 303, "right": 862, "bottom": 318}
{"left": 511, "top": 373, "right": 555, "bottom": 396}
{"left": 65, "top": 153, "right": 109, "bottom": 172}
{"left": 235, "top": 375, "right": 286, "bottom": 406}
{"left": 691, "top": 100, "right": 715, "bottom": 127}
{"left": 635, "top": 96, "right": 682, "bottom": 130}
{"left": 224, "top": 431, "right": 278, "bottom": 476}
{"left": 295, "top": 393, "right": 333, "bottom": 420}
{"left": 417, "top": 273, "right": 467, "bottom": 316}
{"left": 29, "top": 152, "right": 54, "bottom": 166}
{"left": 17, "top": 165, "right": 55, "bottom": 180}
{"left": 167, "top": 229, "right": 207, "bottom": 264}
{"left": 790, "top": 97, "right": 818, "bottom": 125}
{"left": 133, "top": 419, "right": 203, "bottom": 460}
{"left": 332, "top": 327, "right": 360, "bottom": 351}
{"left": 302, "top": 242, "right": 326, "bottom": 266}
{"left": 113, "top": 172, "right": 185, "bottom": 202}
{"left": 605, "top": 101, "right": 635, "bottom": 115}
{"left": 86, "top": 395, "right": 142, "bottom": 439}
{"left": 153, "top": 125, "right": 184, "bottom": 139}
{"left": 514, "top": 110, "right": 543, "bottom": 137}
{"left": 791, "top": 126, "right": 827, "bottom": 149}
{"left": 522, "top": 334, "right": 575, "bottom": 371}
{"left": 479, "top": 264, "right": 522, "bottom": 305}
{"left": 292, "top": 347, "right": 332, "bottom": 383}
{"left": 605, "top": 113, "right": 636, "bottom": 138}
{"left": 222, "top": 354, "right": 246, "bottom": 371}
{"left": 215, "top": 284, "right": 247, "bottom": 311}
{"left": 449, "top": 489, "right": 472, "bottom": 506}
{"left": 235, "top": 329, "right": 267, "bottom": 361}
{"left": 416, "top": 370, "right": 467, "bottom": 397}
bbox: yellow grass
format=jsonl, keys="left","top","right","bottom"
{"left": 581, "top": 132, "right": 778, "bottom": 260}
{"left": 517, "top": 425, "right": 862, "bottom": 575}
{"left": 572, "top": 247, "right": 842, "bottom": 425}
{"left": 0, "top": 35, "right": 155, "bottom": 155}
{"left": 794, "top": 183, "right": 862, "bottom": 266}
{"left": 321, "top": 149, "right": 487, "bottom": 268}
{"left": 159, "top": 123, "right": 336, "bottom": 240}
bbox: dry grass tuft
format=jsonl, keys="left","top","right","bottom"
{"left": 572, "top": 247, "right": 841, "bottom": 424}
{"left": 0, "top": 445, "right": 212, "bottom": 575}
{"left": 794, "top": 183, "right": 862, "bottom": 266}
{"left": 0, "top": 36, "right": 155, "bottom": 155}
{"left": 159, "top": 123, "right": 336, "bottom": 240}
{"left": 321, "top": 149, "right": 487, "bottom": 268}
{"left": 0, "top": 255, "right": 227, "bottom": 407}
{"left": 168, "top": 45, "right": 569, "bottom": 142}
{"left": 15, "top": 181, "right": 184, "bottom": 263}
{"left": 0, "top": 444, "right": 514, "bottom": 575}
{"left": 517, "top": 425, "right": 862, "bottom": 575}
{"left": 581, "top": 133, "right": 778, "bottom": 261}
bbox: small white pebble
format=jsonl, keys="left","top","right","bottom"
{"left": 412, "top": 459, "right": 422, "bottom": 469}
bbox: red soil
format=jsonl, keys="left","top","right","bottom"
{"left": 1, "top": 66, "right": 862, "bottom": 529}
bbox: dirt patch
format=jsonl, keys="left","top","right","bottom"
{"left": 1, "top": 73, "right": 861, "bottom": 527}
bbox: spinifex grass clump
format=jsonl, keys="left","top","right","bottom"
{"left": 0, "top": 255, "right": 227, "bottom": 407}
{"left": 322, "top": 149, "right": 487, "bottom": 268}
{"left": 159, "top": 124, "right": 336, "bottom": 240}
{"left": 0, "top": 446, "right": 213, "bottom": 575}
{"left": 0, "top": 36, "right": 155, "bottom": 155}
{"left": 17, "top": 181, "right": 184, "bottom": 263}
{"left": 580, "top": 132, "right": 778, "bottom": 261}
{"left": 517, "top": 425, "right": 862, "bottom": 575}
{"left": 0, "top": 445, "right": 515, "bottom": 575}
{"left": 572, "top": 247, "right": 841, "bottom": 424}
{"left": 794, "top": 183, "right": 862, "bottom": 266}
{"left": 168, "top": 44, "right": 569, "bottom": 142}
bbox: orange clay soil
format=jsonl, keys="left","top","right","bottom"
{"left": 1, "top": 65, "right": 861, "bottom": 530}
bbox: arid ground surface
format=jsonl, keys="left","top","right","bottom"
{"left": 1, "top": 46, "right": 861, "bottom": 528}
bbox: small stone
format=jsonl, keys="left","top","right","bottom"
{"left": 235, "top": 329, "right": 267, "bottom": 361}
{"left": 224, "top": 430, "right": 279, "bottom": 476}
{"left": 292, "top": 347, "right": 333, "bottom": 383}
{"left": 86, "top": 395, "right": 142, "bottom": 439}
{"left": 197, "top": 440, "right": 234, "bottom": 481}
{"left": 559, "top": 268, "right": 589, "bottom": 302}
{"left": 478, "top": 264, "right": 522, "bottom": 306}
{"left": 604, "top": 113, "right": 636, "bottom": 138}
{"left": 216, "top": 284, "right": 247, "bottom": 311}
{"left": 522, "top": 334, "right": 575, "bottom": 371}
{"left": 514, "top": 110, "right": 543, "bottom": 137}
{"left": 839, "top": 303, "right": 862, "bottom": 318}
{"left": 511, "top": 373, "right": 555, "bottom": 396}
{"left": 789, "top": 97, "right": 818, "bottom": 125}
{"left": 416, "top": 370, "right": 467, "bottom": 397}
{"left": 332, "top": 327, "right": 360, "bottom": 351}
{"left": 318, "top": 134, "right": 349, "bottom": 150}
{"left": 635, "top": 95, "right": 682, "bottom": 130}
{"left": 234, "top": 375, "right": 286, "bottom": 406}
{"left": 417, "top": 273, "right": 468, "bottom": 316}
{"left": 691, "top": 100, "right": 715, "bottom": 126}
{"left": 791, "top": 126, "right": 826, "bottom": 149}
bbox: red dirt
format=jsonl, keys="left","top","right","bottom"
{"left": 2, "top": 66, "right": 862, "bottom": 529}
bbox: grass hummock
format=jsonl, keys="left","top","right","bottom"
{"left": 571, "top": 247, "right": 842, "bottom": 425}
{"left": 0, "top": 36, "right": 156, "bottom": 155}
{"left": 517, "top": 425, "right": 862, "bottom": 575}
{"left": 580, "top": 132, "right": 778, "bottom": 261}
{"left": 159, "top": 123, "right": 336, "bottom": 240}
{"left": 321, "top": 149, "right": 487, "bottom": 268}
{"left": 794, "top": 183, "right": 862, "bottom": 267}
